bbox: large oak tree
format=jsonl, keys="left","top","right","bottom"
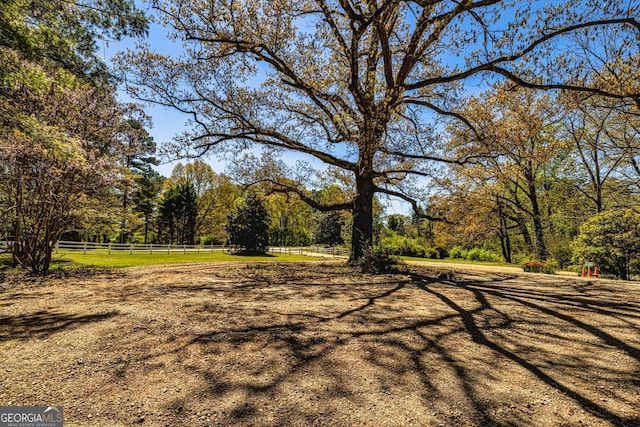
{"left": 121, "top": 0, "right": 640, "bottom": 262}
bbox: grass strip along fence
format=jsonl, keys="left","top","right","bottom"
{"left": 0, "top": 241, "right": 349, "bottom": 270}
{"left": 51, "top": 241, "right": 348, "bottom": 256}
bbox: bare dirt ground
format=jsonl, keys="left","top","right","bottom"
{"left": 1, "top": 262, "right": 639, "bottom": 426}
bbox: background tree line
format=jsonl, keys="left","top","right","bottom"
{"left": 424, "top": 84, "right": 640, "bottom": 279}
{"left": 67, "top": 157, "right": 350, "bottom": 250}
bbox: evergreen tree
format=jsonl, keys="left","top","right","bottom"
{"left": 159, "top": 183, "right": 198, "bottom": 245}
{"left": 314, "top": 212, "right": 344, "bottom": 246}
{"left": 119, "top": 111, "right": 158, "bottom": 243}
{"left": 133, "top": 166, "right": 163, "bottom": 244}
{"left": 226, "top": 192, "right": 270, "bottom": 255}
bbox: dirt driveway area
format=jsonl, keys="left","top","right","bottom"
{"left": 1, "top": 262, "right": 639, "bottom": 426}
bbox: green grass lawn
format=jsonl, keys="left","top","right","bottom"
{"left": 0, "top": 250, "right": 317, "bottom": 270}
{"left": 399, "top": 255, "right": 517, "bottom": 268}
{"left": 1, "top": 250, "right": 518, "bottom": 272}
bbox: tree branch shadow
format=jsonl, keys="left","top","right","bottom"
{"left": 14, "top": 264, "right": 635, "bottom": 426}
{"left": 0, "top": 310, "right": 119, "bottom": 341}
{"left": 108, "top": 268, "right": 639, "bottom": 425}
{"left": 412, "top": 272, "right": 640, "bottom": 427}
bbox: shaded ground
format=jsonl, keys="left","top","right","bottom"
{"left": 0, "top": 262, "right": 639, "bottom": 426}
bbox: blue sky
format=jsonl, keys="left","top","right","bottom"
{"left": 101, "top": 0, "right": 640, "bottom": 218}
{"left": 101, "top": 7, "right": 199, "bottom": 177}
{"left": 102, "top": 5, "right": 334, "bottom": 180}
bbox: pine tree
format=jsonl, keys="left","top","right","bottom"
{"left": 226, "top": 192, "right": 270, "bottom": 255}
{"left": 159, "top": 183, "right": 197, "bottom": 245}
{"left": 314, "top": 212, "right": 344, "bottom": 247}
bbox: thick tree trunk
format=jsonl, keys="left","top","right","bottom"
{"left": 120, "top": 155, "right": 131, "bottom": 244}
{"left": 12, "top": 177, "right": 23, "bottom": 268}
{"left": 595, "top": 184, "right": 603, "bottom": 213}
{"left": 515, "top": 216, "right": 533, "bottom": 249}
{"left": 349, "top": 173, "right": 375, "bottom": 263}
{"left": 531, "top": 212, "right": 547, "bottom": 260}
{"left": 120, "top": 192, "right": 128, "bottom": 244}
{"left": 527, "top": 174, "right": 548, "bottom": 260}
{"left": 497, "top": 201, "right": 512, "bottom": 264}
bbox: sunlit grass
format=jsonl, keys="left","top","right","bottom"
{"left": 1, "top": 250, "right": 519, "bottom": 272}
{"left": 399, "top": 255, "right": 516, "bottom": 268}
{"left": 1, "top": 250, "right": 317, "bottom": 270}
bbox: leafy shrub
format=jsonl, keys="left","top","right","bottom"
{"left": 448, "top": 245, "right": 467, "bottom": 259}
{"left": 378, "top": 234, "right": 438, "bottom": 258}
{"left": 435, "top": 246, "right": 448, "bottom": 259}
{"left": 511, "top": 252, "right": 534, "bottom": 265}
{"left": 449, "top": 246, "right": 502, "bottom": 262}
{"left": 549, "top": 242, "right": 573, "bottom": 268}
{"left": 355, "top": 247, "right": 407, "bottom": 274}
{"left": 573, "top": 208, "right": 640, "bottom": 280}
{"left": 424, "top": 247, "right": 440, "bottom": 259}
{"left": 466, "top": 247, "right": 502, "bottom": 262}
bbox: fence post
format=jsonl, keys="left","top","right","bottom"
{"left": 108, "top": 242, "right": 111, "bottom": 255}
{"left": 167, "top": 245, "right": 170, "bottom": 255}
{"left": 183, "top": 244, "right": 186, "bottom": 255}
{"left": 83, "top": 242, "right": 87, "bottom": 255}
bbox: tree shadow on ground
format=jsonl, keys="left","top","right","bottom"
{"left": 100, "top": 266, "right": 639, "bottom": 426}
{"left": 4, "top": 264, "right": 638, "bottom": 426}
{"left": 0, "top": 310, "right": 119, "bottom": 341}
{"left": 411, "top": 273, "right": 640, "bottom": 426}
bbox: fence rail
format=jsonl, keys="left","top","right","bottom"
{"left": 55, "top": 240, "right": 229, "bottom": 255}
{"left": 0, "top": 240, "right": 349, "bottom": 257}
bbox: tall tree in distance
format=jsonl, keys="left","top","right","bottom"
{"left": 133, "top": 166, "right": 164, "bottom": 244}
{"left": 447, "top": 85, "right": 566, "bottom": 260}
{"left": 226, "top": 191, "right": 270, "bottom": 255}
{"left": 169, "top": 160, "right": 237, "bottom": 243}
{"left": 118, "top": 107, "right": 158, "bottom": 243}
{"left": 314, "top": 211, "right": 345, "bottom": 247}
{"left": 121, "top": 0, "right": 640, "bottom": 265}
{"left": 266, "top": 193, "right": 314, "bottom": 247}
{"left": 158, "top": 182, "right": 198, "bottom": 245}
{"left": 562, "top": 95, "right": 628, "bottom": 213}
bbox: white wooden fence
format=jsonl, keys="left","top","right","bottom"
{"left": 42, "top": 241, "right": 350, "bottom": 257}
{"left": 0, "top": 240, "right": 349, "bottom": 257}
